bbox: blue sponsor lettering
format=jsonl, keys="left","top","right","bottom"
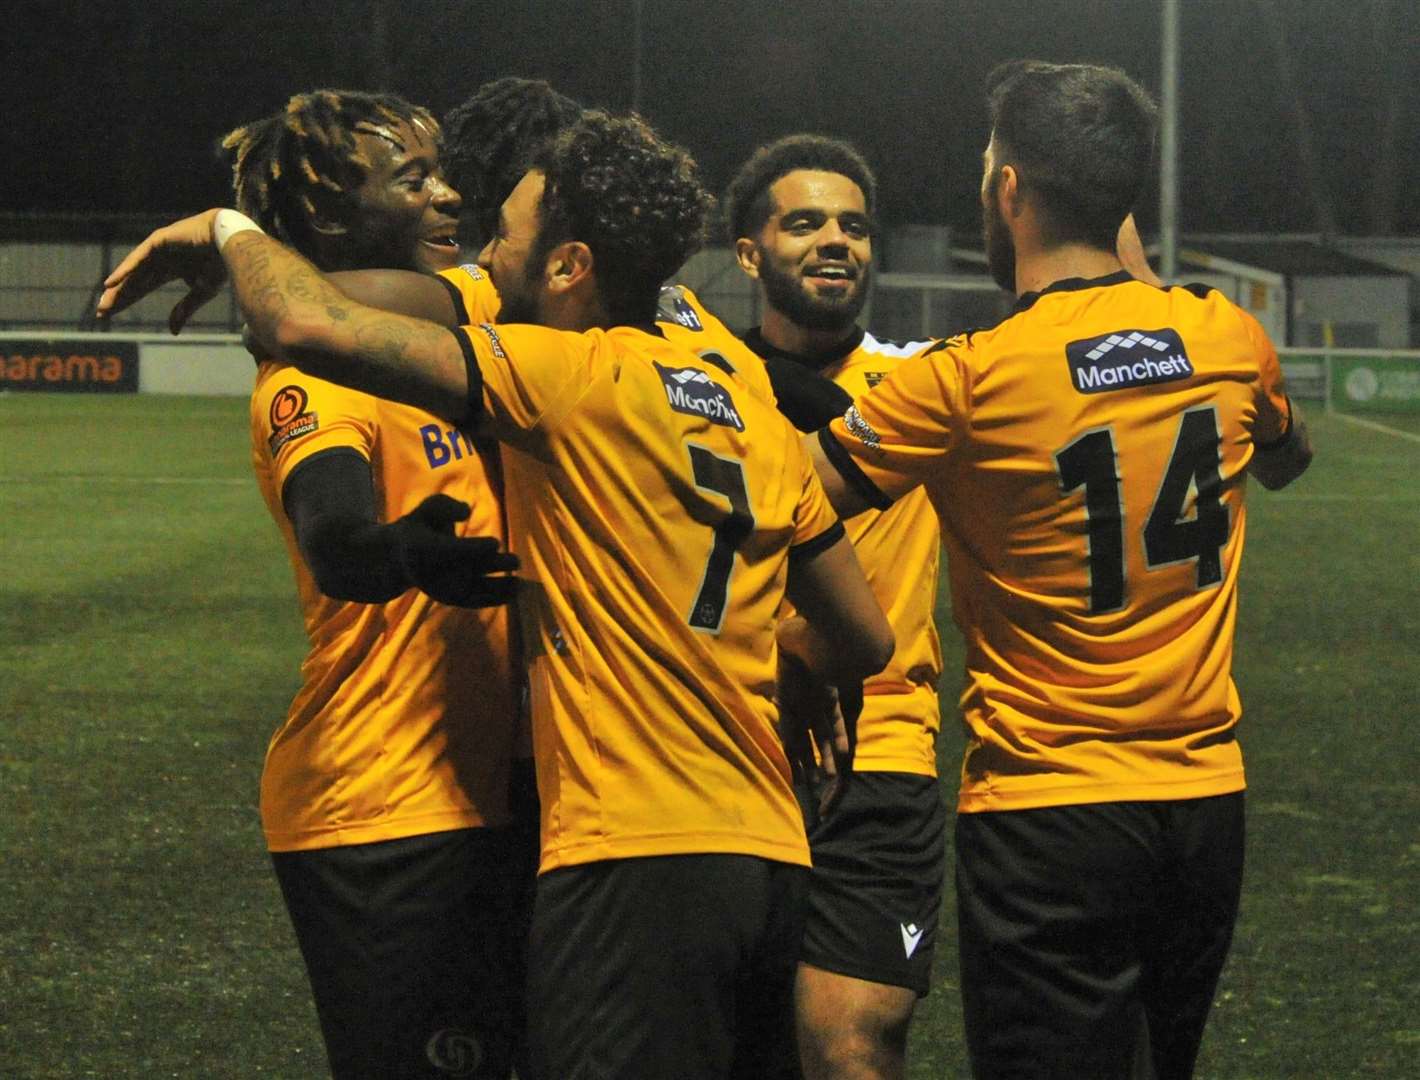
{"left": 420, "top": 424, "right": 473, "bottom": 469}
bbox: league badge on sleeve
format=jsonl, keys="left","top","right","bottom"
{"left": 268, "top": 385, "right": 320, "bottom": 455}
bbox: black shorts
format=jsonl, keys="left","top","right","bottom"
{"left": 799, "top": 771, "right": 947, "bottom": 996}
{"left": 955, "top": 792, "right": 1245, "bottom": 1080}
{"left": 526, "top": 853, "right": 808, "bottom": 1080}
{"left": 271, "top": 820, "right": 538, "bottom": 1080}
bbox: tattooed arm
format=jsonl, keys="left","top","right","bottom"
{"left": 97, "top": 209, "right": 473, "bottom": 422}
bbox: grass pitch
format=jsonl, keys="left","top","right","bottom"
{"left": 1, "top": 394, "right": 1416, "bottom": 1078}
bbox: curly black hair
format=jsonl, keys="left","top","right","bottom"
{"left": 722, "top": 134, "right": 877, "bottom": 243}
{"left": 442, "top": 78, "right": 584, "bottom": 252}
{"left": 530, "top": 110, "right": 712, "bottom": 325}
{"left": 221, "top": 89, "right": 441, "bottom": 266}
{"left": 986, "top": 60, "right": 1157, "bottom": 251}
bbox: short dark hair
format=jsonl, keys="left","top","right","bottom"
{"left": 985, "top": 60, "right": 1158, "bottom": 250}
{"left": 221, "top": 89, "right": 440, "bottom": 265}
{"left": 530, "top": 110, "right": 712, "bottom": 325}
{"left": 722, "top": 134, "right": 877, "bottom": 243}
{"left": 442, "top": 78, "right": 584, "bottom": 251}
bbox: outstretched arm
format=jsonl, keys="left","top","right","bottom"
{"left": 98, "top": 210, "right": 473, "bottom": 422}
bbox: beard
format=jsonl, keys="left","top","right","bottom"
{"left": 983, "top": 176, "right": 1017, "bottom": 294}
{"left": 758, "top": 256, "right": 870, "bottom": 334}
{"left": 493, "top": 259, "right": 544, "bottom": 325}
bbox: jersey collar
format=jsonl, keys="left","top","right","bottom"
{"left": 741, "top": 325, "right": 865, "bottom": 371}
{"left": 1010, "top": 269, "right": 1136, "bottom": 316}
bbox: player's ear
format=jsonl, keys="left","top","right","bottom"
{"left": 735, "top": 237, "right": 761, "bottom": 279}
{"left": 544, "top": 240, "right": 594, "bottom": 296}
{"left": 997, "top": 164, "right": 1023, "bottom": 220}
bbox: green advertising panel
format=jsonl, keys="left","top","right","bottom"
{"left": 1282, "top": 350, "right": 1420, "bottom": 415}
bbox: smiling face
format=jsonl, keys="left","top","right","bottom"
{"left": 477, "top": 169, "right": 548, "bottom": 325}
{"left": 340, "top": 117, "right": 462, "bottom": 273}
{"left": 747, "top": 169, "right": 872, "bottom": 333}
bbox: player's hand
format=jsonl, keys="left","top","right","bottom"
{"left": 776, "top": 648, "right": 859, "bottom": 821}
{"left": 763, "top": 356, "right": 855, "bottom": 432}
{"left": 1116, "top": 213, "right": 1164, "bottom": 287}
{"left": 392, "top": 494, "right": 520, "bottom": 608}
{"left": 96, "top": 208, "right": 228, "bottom": 334}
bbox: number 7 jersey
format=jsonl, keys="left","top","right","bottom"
{"left": 454, "top": 320, "right": 842, "bottom": 871}
{"left": 821, "top": 272, "right": 1292, "bottom": 813}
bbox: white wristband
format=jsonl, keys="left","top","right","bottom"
{"left": 214, "top": 209, "right": 263, "bottom": 252}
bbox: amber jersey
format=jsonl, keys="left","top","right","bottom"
{"left": 451, "top": 320, "right": 843, "bottom": 872}
{"left": 743, "top": 326, "right": 944, "bottom": 776}
{"left": 250, "top": 361, "right": 518, "bottom": 851}
{"left": 822, "top": 273, "right": 1292, "bottom": 813}
{"left": 437, "top": 266, "right": 776, "bottom": 406}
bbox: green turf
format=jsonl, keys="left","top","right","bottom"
{"left": 2, "top": 395, "right": 1417, "bottom": 1078}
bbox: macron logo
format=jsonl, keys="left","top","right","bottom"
{"left": 655, "top": 362, "right": 744, "bottom": 431}
{"left": 901, "top": 922, "right": 925, "bottom": 959}
{"left": 1066, "top": 328, "right": 1193, "bottom": 394}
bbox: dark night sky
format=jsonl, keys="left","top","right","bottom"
{"left": 5, "top": 0, "right": 1418, "bottom": 239}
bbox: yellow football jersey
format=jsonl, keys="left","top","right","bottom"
{"left": 822, "top": 273, "right": 1292, "bottom": 813}
{"left": 438, "top": 267, "right": 776, "bottom": 405}
{"left": 745, "top": 327, "right": 945, "bottom": 776}
{"left": 452, "top": 321, "right": 842, "bottom": 872}
{"left": 250, "top": 360, "right": 519, "bottom": 851}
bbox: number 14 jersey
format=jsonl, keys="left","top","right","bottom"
{"left": 822, "top": 272, "right": 1291, "bottom": 813}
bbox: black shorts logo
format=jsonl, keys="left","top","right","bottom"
{"left": 425, "top": 1028, "right": 482, "bottom": 1076}
{"left": 655, "top": 362, "right": 744, "bottom": 431}
{"left": 1066, "top": 328, "right": 1193, "bottom": 394}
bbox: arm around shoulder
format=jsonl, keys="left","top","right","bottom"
{"left": 784, "top": 533, "right": 894, "bottom": 680}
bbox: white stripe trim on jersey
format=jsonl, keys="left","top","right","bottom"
{"left": 860, "top": 331, "right": 935, "bottom": 358}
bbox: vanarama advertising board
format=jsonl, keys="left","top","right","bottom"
{"left": 0, "top": 338, "right": 138, "bottom": 392}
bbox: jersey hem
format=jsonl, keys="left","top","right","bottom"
{"left": 263, "top": 807, "right": 503, "bottom": 852}
{"left": 539, "top": 831, "right": 811, "bottom": 873}
{"left": 956, "top": 771, "right": 1246, "bottom": 813}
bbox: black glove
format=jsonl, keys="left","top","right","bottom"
{"left": 763, "top": 356, "right": 854, "bottom": 432}
{"left": 391, "top": 494, "right": 520, "bottom": 608}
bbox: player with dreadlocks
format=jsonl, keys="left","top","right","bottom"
{"left": 441, "top": 77, "right": 584, "bottom": 255}
{"left": 101, "top": 106, "right": 896, "bottom": 1080}
{"left": 221, "top": 88, "right": 529, "bottom": 1080}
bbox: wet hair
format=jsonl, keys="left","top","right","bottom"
{"left": 220, "top": 89, "right": 440, "bottom": 265}
{"left": 985, "top": 60, "right": 1158, "bottom": 250}
{"left": 722, "top": 134, "right": 877, "bottom": 243}
{"left": 442, "top": 78, "right": 584, "bottom": 251}
{"left": 529, "top": 110, "right": 712, "bottom": 325}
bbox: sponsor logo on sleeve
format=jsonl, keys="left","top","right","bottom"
{"left": 843, "top": 404, "right": 881, "bottom": 450}
{"left": 476, "top": 323, "right": 507, "bottom": 360}
{"left": 1066, "top": 328, "right": 1193, "bottom": 394}
{"left": 657, "top": 286, "right": 704, "bottom": 331}
{"left": 654, "top": 362, "right": 744, "bottom": 431}
{"left": 267, "top": 384, "right": 319, "bottom": 455}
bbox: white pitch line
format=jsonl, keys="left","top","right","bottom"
{"left": 0, "top": 475, "right": 248, "bottom": 486}
{"left": 1267, "top": 493, "right": 1420, "bottom": 502}
{"left": 1332, "top": 411, "right": 1420, "bottom": 446}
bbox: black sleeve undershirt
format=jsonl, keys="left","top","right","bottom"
{"left": 281, "top": 448, "right": 410, "bottom": 603}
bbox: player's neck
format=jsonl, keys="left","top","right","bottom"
{"left": 1014, "top": 241, "right": 1123, "bottom": 297}
{"left": 759, "top": 306, "right": 857, "bottom": 361}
